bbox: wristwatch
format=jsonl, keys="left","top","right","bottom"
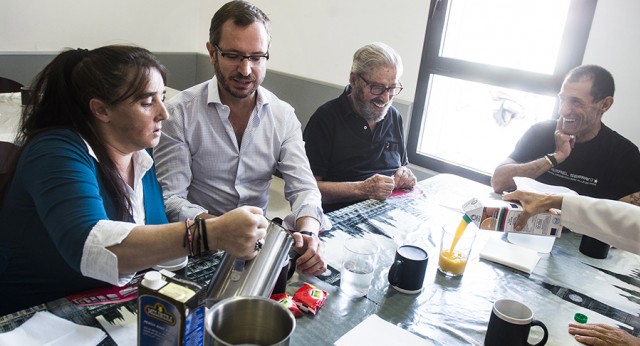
{"left": 544, "top": 153, "right": 558, "bottom": 168}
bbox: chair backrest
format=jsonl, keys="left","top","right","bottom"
{"left": 0, "top": 77, "right": 23, "bottom": 93}
{"left": 0, "top": 141, "right": 19, "bottom": 175}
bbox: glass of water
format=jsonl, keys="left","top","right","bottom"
{"left": 340, "top": 237, "right": 379, "bottom": 297}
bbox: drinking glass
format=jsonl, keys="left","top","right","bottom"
{"left": 438, "top": 225, "right": 476, "bottom": 276}
{"left": 340, "top": 237, "right": 378, "bottom": 297}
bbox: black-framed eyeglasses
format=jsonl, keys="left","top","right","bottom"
{"left": 214, "top": 44, "right": 269, "bottom": 65}
{"left": 358, "top": 74, "right": 403, "bottom": 96}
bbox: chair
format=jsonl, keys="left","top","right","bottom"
{"left": 0, "top": 77, "right": 23, "bottom": 93}
{"left": 0, "top": 141, "right": 19, "bottom": 176}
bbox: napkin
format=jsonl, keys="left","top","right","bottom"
{"left": 335, "top": 314, "right": 432, "bottom": 346}
{"left": 0, "top": 311, "right": 106, "bottom": 346}
{"left": 513, "top": 176, "right": 578, "bottom": 195}
{"left": 479, "top": 236, "right": 541, "bottom": 274}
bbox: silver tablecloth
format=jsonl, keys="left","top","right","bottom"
{"left": 1, "top": 173, "right": 637, "bottom": 346}
{"left": 289, "top": 173, "right": 640, "bottom": 346}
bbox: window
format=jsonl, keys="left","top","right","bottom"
{"left": 407, "top": 0, "right": 597, "bottom": 184}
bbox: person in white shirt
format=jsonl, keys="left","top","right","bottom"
{"left": 154, "top": 0, "right": 327, "bottom": 275}
{"left": 504, "top": 189, "right": 640, "bottom": 346}
{"left": 503, "top": 190, "right": 640, "bottom": 254}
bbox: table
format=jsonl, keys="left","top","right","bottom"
{"left": 293, "top": 173, "right": 640, "bottom": 345}
{"left": 1, "top": 174, "right": 639, "bottom": 345}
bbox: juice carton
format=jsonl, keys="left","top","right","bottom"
{"left": 462, "top": 198, "right": 562, "bottom": 237}
{"left": 138, "top": 270, "right": 206, "bottom": 346}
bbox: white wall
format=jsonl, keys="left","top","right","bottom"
{"left": 583, "top": 0, "right": 640, "bottom": 146}
{"left": 196, "top": 0, "right": 430, "bottom": 104}
{"left": 0, "top": 0, "right": 200, "bottom": 51}
{"left": 1, "top": 0, "right": 639, "bottom": 145}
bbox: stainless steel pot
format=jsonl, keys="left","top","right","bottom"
{"left": 205, "top": 296, "right": 296, "bottom": 346}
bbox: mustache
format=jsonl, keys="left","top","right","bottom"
{"left": 231, "top": 74, "right": 256, "bottom": 82}
{"left": 372, "top": 98, "right": 388, "bottom": 106}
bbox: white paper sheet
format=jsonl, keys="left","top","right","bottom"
{"left": 334, "top": 314, "right": 432, "bottom": 346}
{"left": 0, "top": 311, "right": 106, "bottom": 346}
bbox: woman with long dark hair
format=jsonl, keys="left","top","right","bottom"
{"left": 0, "top": 45, "right": 267, "bottom": 315}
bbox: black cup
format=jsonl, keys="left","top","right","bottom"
{"left": 388, "top": 245, "right": 428, "bottom": 294}
{"left": 579, "top": 235, "right": 610, "bottom": 259}
{"left": 272, "top": 259, "right": 292, "bottom": 295}
{"left": 485, "top": 299, "right": 548, "bottom": 346}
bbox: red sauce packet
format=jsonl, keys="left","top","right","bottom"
{"left": 270, "top": 292, "right": 303, "bottom": 317}
{"left": 292, "top": 282, "right": 328, "bottom": 315}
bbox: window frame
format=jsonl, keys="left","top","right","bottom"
{"left": 406, "top": 0, "right": 598, "bottom": 185}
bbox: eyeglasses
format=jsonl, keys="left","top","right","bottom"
{"left": 214, "top": 44, "right": 269, "bottom": 65}
{"left": 358, "top": 74, "right": 403, "bottom": 96}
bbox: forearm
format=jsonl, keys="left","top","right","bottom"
{"left": 491, "top": 158, "right": 553, "bottom": 193}
{"left": 294, "top": 216, "right": 321, "bottom": 235}
{"left": 110, "top": 208, "right": 267, "bottom": 274}
{"left": 107, "top": 222, "right": 190, "bottom": 274}
{"left": 620, "top": 191, "right": 640, "bottom": 207}
{"left": 317, "top": 180, "right": 368, "bottom": 204}
{"left": 562, "top": 195, "right": 640, "bottom": 254}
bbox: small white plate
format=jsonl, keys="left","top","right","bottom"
{"left": 152, "top": 256, "right": 188, "bottom": 272}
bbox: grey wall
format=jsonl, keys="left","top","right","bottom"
{"left": 0, "top": 52, "right": 198, "bottom": 91}
{"left": 191, "top": 53, "right": 412, "bottom": 136}
{"left": 0, "top": 51, "right": 432, "bottom": 180}
{"left": 0, "top": 53, "right": 412, "bottom": 128}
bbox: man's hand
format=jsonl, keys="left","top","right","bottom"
{"left": 554, "top": 119, "right": 577, "bottom": 163}
{"left": 291, "top": 232, "right": 326, "bottom": 275}
{"left": 290, "top": 217, "right": 326, "bottom": 276}
{"left": 569, "top": 322, "right": 640, "bottom": 346}
{"left": 393, "top": 166, "right": 417, "bottom": 190}
{"left": 362, "top": 174, "right": 395, "bottom": 200}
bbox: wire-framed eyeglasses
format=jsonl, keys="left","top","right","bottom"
{"left": 358, "top": 74, "right": 403, "bottom": 96}
{"left": 214, "top": 44, "right": 269, "bottom": 65}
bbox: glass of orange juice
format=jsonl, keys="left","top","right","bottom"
{"left": 438, "top": 224, "right": 476, "bottom": 277}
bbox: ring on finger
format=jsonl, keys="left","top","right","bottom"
{"left": 255, "top": 239, "right": 265, "bottom": 251}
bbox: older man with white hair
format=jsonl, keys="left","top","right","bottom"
{"left": 304, "top": 42, "right": 416, "bottom": 212}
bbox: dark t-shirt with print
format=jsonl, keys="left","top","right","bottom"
{"left": 510, "top": 119, "right": 640, "bottom": 200}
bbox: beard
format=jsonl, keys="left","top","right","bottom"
{"left": 214, "top": 59, "right": 261, "bottom": 99}
{"left": 351, "top": 86, "right": 390, "bottom": 123}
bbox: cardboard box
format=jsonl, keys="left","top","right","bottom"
{"left": 138, "top": 270, "right": 206, "bottom": 346}
{"left": 462, "top": 198, "right": 562, "bottom": 237}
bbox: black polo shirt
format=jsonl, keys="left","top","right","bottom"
{"left": 303, "top": 86, "right": 408, "bottom": 210}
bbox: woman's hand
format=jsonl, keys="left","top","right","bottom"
{"left": 208, "top": 206, "right": 268, "bottom": 259}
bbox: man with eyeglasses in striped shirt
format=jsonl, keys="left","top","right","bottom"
{"left": 155, "top": 0, "right": 328, "bottom": 276}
